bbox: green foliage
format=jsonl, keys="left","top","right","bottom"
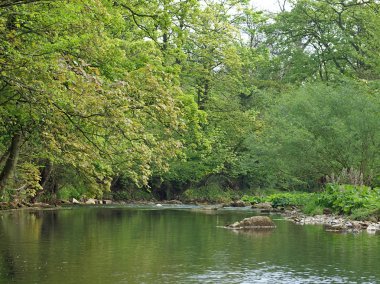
{"left": 300, "top": 193, "right": 324, "bottom": 216}
{"left": 265, "top": 0, "right": 380, "bottom": 81}
{"left": 265, "top": 192, "right": 312, "bottom": 208}
{"left": 111, "top": 190, "right": 153, "bottom": 202}
{"left": 1, "top": 0, "right": 380, "bottom": 204}
{"left": 350, "top": 207, "right": 380, "bottom": 222}
{"left": 252, "top": 81, "right": 380, "bottom": 189}
{"left": 319, "top": 184, "right": 380, "bottom": 215}
{"left": 180, "top": 183, "right": 241, "bottom": 204}
{"left": 241, "top": 195, "right": 263, "bottom": 204}
{"left": 18, "top": 163, "right": 43, "bottom": 199}
{"left": 242, "top": 184, "right": 380, "bottom": 219}
{"left": 57, "top": 186, "right": 88, "bottom": 201}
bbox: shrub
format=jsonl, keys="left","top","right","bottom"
{"left": 350, "top": 207, "right": 380, "bottom": 221}
{"left": 181, "top": 183, "right": 241, "bottom": 203}
{"left": 319, "top": 184, "right": 380, "bottom": 215}
{"left": 241, "top": 195, "right": 263, "bottom": 204}
{"left": 58, "top": 185, "right": 88, "bottom": 201}
{"left": 265, "top": 192, "right": 311, "bottom": 208}
{"left": 112, "top": 189, "right": 153, "bottom": 201}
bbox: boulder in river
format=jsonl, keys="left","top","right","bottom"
{"left": 226, "top": 216, "right": 276, "bottom": 229}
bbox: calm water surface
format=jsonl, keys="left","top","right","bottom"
{"left": 0, "top": 206, "right": 379, "bottom": 283}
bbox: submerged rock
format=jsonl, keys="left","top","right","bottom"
{"left": 226, "top": 216, "right": 276, "bottom": 229}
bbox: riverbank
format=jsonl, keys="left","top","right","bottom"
{"left": 282, "top": 208, "right": 380, "bottom": 234}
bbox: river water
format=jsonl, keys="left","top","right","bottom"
{"left": 0, "top": 205, "right": 379, "bottom": 283}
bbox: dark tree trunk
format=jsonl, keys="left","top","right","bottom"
{"left": 39, "top": 160, "right": 53, "bottom": 190}
{"left": 0, "top": 132, "right": 22, "bottom": 190}
{"left": 31, "top": 161, "right": 54, "bottom": 203}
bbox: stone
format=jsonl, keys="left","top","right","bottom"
{"left": 226, "top": 216, "right": 276, "bottom": 229}
{"left": 72, "top": 198, "right": 81, "bottom": 204}
{"left": 253, "top": 202, "right": 273, "bottom": 210}
{"left": 230, "top": 200, "right": 246, "bottom": 207}
{"left": 102, "top": 200, "right": 112, "bottom": 205}
{"left": 156, "top": 204, "right": 163, "bottom": 207}
{"left": 366, "top": 223, "right": 380, "bottom": 234}
{"left": 85, "top": 198, "right": 96, "bottom": 205}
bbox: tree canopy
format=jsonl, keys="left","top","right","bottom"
{"left": 0, "top": 0, "right": 379, "bottom": 202}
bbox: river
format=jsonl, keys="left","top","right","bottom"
{"left": 0, "top": 205, "right": 379, "bottom": 283}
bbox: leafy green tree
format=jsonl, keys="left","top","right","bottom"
{"left": 0, "top": 0, "right": 185, "bottom": 199}
{"left": 265, "top": 0, "right": 380, "bottom": 82}
{"left": 250, "top": 81, "right": 380, "bottom": 189}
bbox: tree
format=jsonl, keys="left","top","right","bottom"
{"left": 251, "top": 81, "right": 380, "bottom": 189}
{"left": 265, "top": 0, "right": 380, "bottom": 82}
{"left": 0, "top": 0, "right": 185, "bottom": 199}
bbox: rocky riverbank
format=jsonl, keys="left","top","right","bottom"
{"left": 283, "top": 209, "right": 380, "bottom": 234}
{"left": 0, "top": 198, "right": 184, "bottom": 210}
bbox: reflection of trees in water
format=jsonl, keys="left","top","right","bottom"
{"left": 1, "top": 248, "right": 16, "bottom": 280}
{"left": 0, "top": 210, "right": 47, "bottom": 283}
{"left": 0, "top": 216, "right": 17, "bottom": 281}
{"left": 39, "top": 210, "right": 58, "bottom": 240}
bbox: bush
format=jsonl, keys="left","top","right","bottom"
{"left": 112, "top": 189, "right": 153, "bottom": 201}
{"left": 58, "top": 185, "right": 88, "bottom": 201}
{"left": 181, "top": 183, "right": 241, "bottom": 204}
{"left": 241, "top": 191, "right": 318, "bottom": 211}
{"left": 240, "top": 184, "right": 380, "bottom": 220}
{"left": 319, "top": 184, "right": 380, "bottom": 215}
{"left": 350, "top": 207, "right": 380, "bottom": 221}
{"left": 241, "top": 195, "right": 264, "bottom": 204}
{"left": 265, "top": 192, "right": 311, "bottom": 208}
{"left": 302, "top": 198, "right": 323, "bottom": 215}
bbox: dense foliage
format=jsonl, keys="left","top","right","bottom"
{"left": 242, "top": 184, "right": 380, "bottom": 220}
{"left": 0, "top": 0, "right": 379, "bottom": 206}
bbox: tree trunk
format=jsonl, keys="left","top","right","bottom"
{"left": 0, "top": 132, "right": 22, "bottom": 190}
{"left": 31, "top": 161, "right": 54, "bottom": 203}
{"left": 39, "top": 160, "right": 53, "bottom": 190}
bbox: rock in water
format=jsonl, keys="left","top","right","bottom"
{"left": 226, "top": 216, "right": 276, "bottom": 229}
